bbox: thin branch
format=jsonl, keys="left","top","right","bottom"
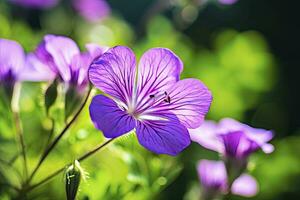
{"left": 26, "top": 85, "right": 92, "bottom": 184}
{"left": 27, "top": 138, "right": 115, "bottom": 191}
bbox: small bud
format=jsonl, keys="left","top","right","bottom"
{"left": 45, "top": 79, "right": 58, "bottom": 115}
{"left": 65, "top": 160, "right": 85, "bottom": 200}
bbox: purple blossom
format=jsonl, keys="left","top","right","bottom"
{"left": 9, "top": 0, "right": 59, "bottom": 9}
{"left": 190, "top": 118, "right": 274, "bottom": 159}
{"left": 28, "top": 35, "right": 107, "bottom": 91}
{"left": 73, "top": 0, "right": 111, "bottom": 22}
{"left": 0, "top": 39, "right": 25, "bottom": 85}
{"left": 89, "top": 46, "right": 212, "bottom": 155}
{"left": 197, "top": 160, "right": 258, "bottom": 198}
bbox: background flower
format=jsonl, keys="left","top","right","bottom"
{"left": 73, "top": 0, "right": 111, "bottom": 22}
{"left": 190, "top": 118, "right": 274, "bottom": 159}
{"left": 197, "top": 159, "right": 258, "bottom": 199}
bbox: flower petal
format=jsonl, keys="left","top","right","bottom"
{"left": 136, "top": 113, "right": 190, "bottom": 155}
{"left": 218, "top": 118, "right": 274, "bottom": 154}
{"left": 231, "top": 174, "right": 258, "bottom": 197}
{"left": 219, "top": 131, "right": 244, "bottom": 157}
{"left": 44, "top": 35, "right": 80, "bottom": 82}
{"left": 89, "top": 95, "right": 136, "bottom": 138}
{"left": 85, "top": 43, "right": 109, "bottom": 61}
{"left": 89, "top": 46, "right": 136, "bottom": 104}
{"left": 197, "top": 160, "right": 227, "bottom": 191}
{"left": 0, "top": 39, "right": 25, "bottom": 80}
{"left": 143, "top": 78, "right": 212, "bottom": 128}
{"left": 136, "top": 48, "right": 183, "bottom": 111}
{"left": 189, "top": 121, "right": 224, "bottom": 153}
{"left": 19, "top": 53, "right": 56, "bottom": 81}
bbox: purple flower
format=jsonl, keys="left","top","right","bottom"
{"left": 0, "top": 39, "right": 25, "bottom": 86}
{"left": 9, "top": 0, "right": 59, "bottom": 9}
{"left": 89, "top": 46, "right": 212, "bottom": 155}
{"left": 73, "top": 0, "right": 111, "bottom": 22}
{"left": 190, "top": 118, "right": 274, "bottom": 158}
{"left": 197, "top": 160, "right": 258, "bottom": 199}
{"left": 28, "top": 35, "right": 107, "bottom": 91}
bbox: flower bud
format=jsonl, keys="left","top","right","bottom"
{"left": 44, "top": 79, "right": 58, "bottom": 115}
{"left": 65, "top": 160, "right": 84, "bottom": 200}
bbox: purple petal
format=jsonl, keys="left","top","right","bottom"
{"left": 19, "top": 53, "right": 56, "bottom": 81}
{"left": 135, "top": 48, "right": 183, "bottom": 111}
{"left": 0, "top": 39, "right": 25, "bottom": 81}
{"left": 73, "top": 0, "right": 111, "bottom": 22}
{"left": 231, "top": 174, "right": 258, "bottom": 197}
{"left": 44, "top": 35, "right": 80, "bottom": 82}
{"left": 218, "top": 118, "right": 274, "bottom": 155}
{"left": 89, "top": 46, "right": 136, "bottom": 105}
{"left": 141, "top": 78, "right": 212, "bottom": 128}
{"left": 69, "top": 53, "right": 90, "bottom": 88}
{"left": 136, "top": 113, "right": 190, "bottom": 156}
{"left": 219, "top": 131, "right": 244, "bottom": 157}
{"left": 197, "top": 160, "right": 227, "bottom": 191}
{"left": 85, "top": 43, "right": 109, "bottom": 62}
{"left": 189, "top": 121, "right": 224, "bottom": 153}
{"left": 89, "top": 94, "right": 136, "bottom": 138}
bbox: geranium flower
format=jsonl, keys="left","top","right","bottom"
{"left": 198, "top": 160, "right": 258, "bottom": 199}
{"left": 89, "top": 46, "right": 212, "bottom": 155}
{"left": 28, "top": 34, "right": 107, "bottom": 91}
{"left": 190, "top": 118, "right": 274, "bottom": 159}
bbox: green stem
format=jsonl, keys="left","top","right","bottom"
{"left": 26, "top": 85, "right": 92, "bottom": 184}
{"left": 27, "top": 138, "right": 115, "bottom": 191}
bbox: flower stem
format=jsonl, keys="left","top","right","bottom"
{"left": 26, "top": 85, "right": 92, "bottom": 184}
{"left": 27, "top": 138, "right": 115, "bottom": 191}
{"left": 11, "top": 83, "right": 28, "bottom": 180}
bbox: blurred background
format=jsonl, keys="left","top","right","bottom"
{"left": 0, "top": 0, "right": 299, "bottom": 199}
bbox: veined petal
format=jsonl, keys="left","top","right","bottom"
{"left": 135, "top": 48, "right": 183, "bottom": 111}
{"left": 0, "top": 39, "right": 25, "bottom": 80}
{"left": 136, "top": 113, "right": 190, "bottom": 156}
{"left": 231, "top": 174, "right": 258, "bottom": 197}
{"left": 89, "top": 95, "right": 136, "bottom": 138}
{"left": 143, "top": 79, "right": 212, "bottom": 128}
{"left": 44, "top": 35, "right": 80, "bottom": 82}
{"left": 89, "top": 46, "right": 136, "bottom": 104}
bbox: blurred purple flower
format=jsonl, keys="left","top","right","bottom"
{"left": 28, "top": 35, "right": 107, "bottom": 91}
{"left": 218, "top": 0, "right": 238, "bottom": 5}
{"left": 10, "top": 0, "right": 59, "bottom": 9}
{"left": 190, "top": 118, "right": 274, "bottom": 158}
{"left": 73, "top": 0, "right": 111, "bottom": 22}
{"left": 0, "top": 39, "right": 25, "bottom": 86}
{"left": 198, "top": 160, "right": 227, "bottom": 199}
{"left": 89, "top": 46, "right": 212, "bottom": 155}
{"left": 197, "top": 160, "right": 258, "bottom": 199}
